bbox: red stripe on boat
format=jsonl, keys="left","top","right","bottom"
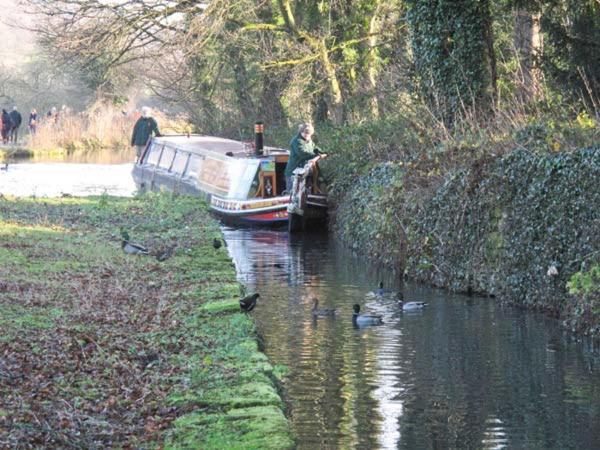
{"left": 244, "top": 210, "right": 289, "bottom": 222}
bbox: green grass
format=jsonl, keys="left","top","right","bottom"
{"left": 0, "top": 192, "right": 293, "bottom": 449}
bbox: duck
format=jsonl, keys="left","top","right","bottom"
{"left": 155, "top": 245, "right": 175, "bottom": 262}
{"left": 120, "top": 229, "right": 149, "bottom": 255}
{"left": 398, "top": 298, "right": 428, "bottom": 311}
{"left": 311, "top": 298, "right": 337, "bottom": 317}
{"left": 122, "top": 239, "right": 150, "bottom": 255}
{"left": 240, "top": 293, "right": 260, "bottom": 312}
{"left": 352, "top": 304, "right": 383, "bottom": 326}
{"left": 375, "top": 281, "right": 400, "bottom": 297}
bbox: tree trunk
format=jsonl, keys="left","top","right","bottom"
{"left": 319, "top": 40, "right": 344, "bottom": 124}
{"left": 229, "top": 47, "right": 256, "bottom": 125}
{"left": 366, "top": 4, "right": 383, "bottom": 120}
{"left": 514, "top": 8, "right": 542, "bottom": 102}
{"left": 258, "top": 72, "right": 288, "bottom": 126}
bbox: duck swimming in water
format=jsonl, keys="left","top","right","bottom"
{"left": 352, "top": 304, "right": 383, "bottom": 326}
{"left": 311, "top": 298, "right": 337, "bottom": 317}
{"left": 398, "top": 297, "right": 428, "bottom": 311}
{"left": 374, "top": 282, "right": 403, "bottom": 299}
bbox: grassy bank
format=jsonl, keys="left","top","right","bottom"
{"left": 0, "top": 193, "right": 293, "bottom": 448}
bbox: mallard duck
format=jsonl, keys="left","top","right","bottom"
{"left": 352, "top": 304, "right": 383, "bottom": 326}
{"left": 240, "top": 293, "right": 259, "bottom": 312}
{"left": 122, "top": 240, "right": 149, "bottom": 255}
{"left": 398, "top": 299, "right": 428, "bottom": 311}
{"left": 375, "top": 281, "right": 403, "bottom": 298}
{"left": 155, "top": 245, "right": 175, "bottom": 262}
{"left": 311, "top": 298, "right": 336, "bottom": 317}
{"left": 120, "top": 229, "right": 149, "bottom": 255}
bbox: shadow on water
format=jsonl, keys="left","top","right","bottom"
{"left": 223, "top": 227, "right": 600, "bottom": 450}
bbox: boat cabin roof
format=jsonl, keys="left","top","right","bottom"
{"left": 153, "top": 135, "right": 288, "bottom": 158}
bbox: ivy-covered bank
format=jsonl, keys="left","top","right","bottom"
{"left": 330, "top": 147, "right": 599, "bottom": 337}
{"left": 0, "top": 194, "right": 293, "bottom": 449}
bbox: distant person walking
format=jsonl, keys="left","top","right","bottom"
{"left": 1, "top": 109, "right": 12, "bottom": 144}
{"left": 9, "top": 107, "right": 22, "bottom": 143}
{"left": 131, "top": 106, "right": 161, "bottom": 160}
{"left": 28, "top": 108, "right": 38, "bottom": 135}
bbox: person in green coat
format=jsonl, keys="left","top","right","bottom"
{"left": 284, "top": 122, "right": 324, "bottom": 192}
{"left": 131, "top": 106, "right": 161, "bottom": 160}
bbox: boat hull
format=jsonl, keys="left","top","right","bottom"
{"left": 210, "top": 196, "right": 289, "bottom": 226}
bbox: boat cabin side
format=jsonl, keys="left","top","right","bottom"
{"left": 132, "top": 135, "right": 290, "bottom": 200}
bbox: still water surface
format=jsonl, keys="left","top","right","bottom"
{"left": 224, "top": 228, "right": 600, "bottom": 450}
{"left": 1, "top": 162, "right": 599, "bottom": 449}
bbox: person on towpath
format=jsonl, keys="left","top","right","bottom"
{"left": 9, "top": 107, "right": 22, "bottom": 144}
{"left": 1, "top": 109, "right": 12, "bottom": 145}
{"left": 131, "top": 106, "right": 161, "bottom": 160}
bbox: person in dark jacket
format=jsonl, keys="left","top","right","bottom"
{"left": 1, "top": 109, "right": 12, "bottom": 144}
{"left": 131, "top": 106, "right": 161, "bottom": 160}
{"left": 284, "top": 122, "right": 324, "bottom": 192}
{"left": 9, "top": 107, "right": 22, "bottom": 143}
{"left": 28, "top": 108, "right": 38, "bottom": 135}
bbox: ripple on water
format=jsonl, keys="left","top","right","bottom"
{"left": 221, "top": 222, "right": 600, "bottom": 450}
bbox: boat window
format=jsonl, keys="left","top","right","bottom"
{"left": 158, "top": 147, "right": 176, "bottom": 170}
{"left": 184, "top": 155, "right": 202, "bottom": 178}
{"left": 146, "top": 144, "right": 163, "bottom": 166}
{"left": 171, "top": 151, "right": 189, "bottom": 174}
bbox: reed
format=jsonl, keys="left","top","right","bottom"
{"left": 26, "top": 103, "right": 191, "bottom": 154}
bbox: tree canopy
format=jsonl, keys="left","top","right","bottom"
{"left": 18, "top": 0, "right": 600, "bottom": 130}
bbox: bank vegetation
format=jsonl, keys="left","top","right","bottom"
{"left": 0, "top": 193, "right": 293, "bottom": 448}
{"left": 5, "top": 1, "right": 598, "bottom": 333}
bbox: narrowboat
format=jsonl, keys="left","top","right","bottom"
{"left": 131, "top": 131, "right": 328, "bottom": 230}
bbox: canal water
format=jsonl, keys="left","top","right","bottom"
{"left": 2, "top": 161, "right": 599, "bottom": 449}
{"left": 224, "top": 228, "right": 600, "bottom": 450}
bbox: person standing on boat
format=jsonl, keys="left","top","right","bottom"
{"left": 131, "top": 106, "right": 161, "bottom": 160}
{"left": 284, "top": 122, "right": 324, "bottom": 192}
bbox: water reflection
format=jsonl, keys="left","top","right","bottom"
{"left": 0, "top": 163, "right": 136, "bottom": 197}
{"left": 223, "top": 227, "right": 600, "bottom": 450}
{"left": 10, "top": 147, "right": 133, "bottom": 165}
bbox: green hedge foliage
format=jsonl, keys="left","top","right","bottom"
{"left": 331, "top": 146, "right": 600, "bottom": 336}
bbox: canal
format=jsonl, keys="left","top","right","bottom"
{"left": 1, "top": 159, "right": 599, "bottom": 449}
